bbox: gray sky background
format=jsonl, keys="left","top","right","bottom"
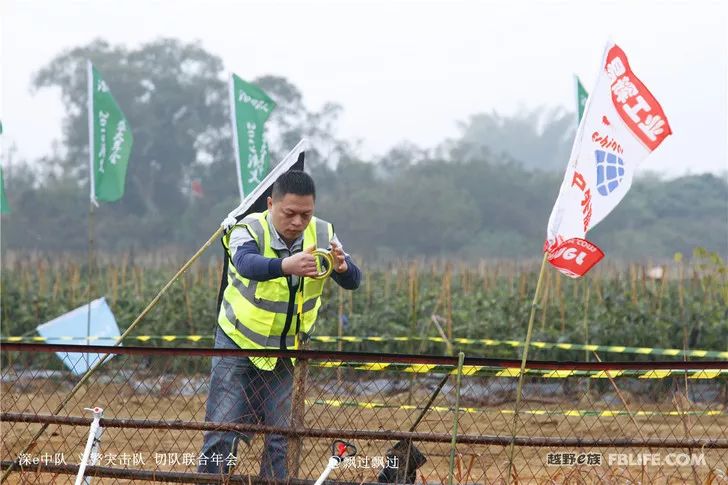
{"left": 1, "top": 0, "right": 726, "bottom": 177}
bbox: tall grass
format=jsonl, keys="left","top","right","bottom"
{"left": 1, "top": 249, "right": 726, "bottom": 360}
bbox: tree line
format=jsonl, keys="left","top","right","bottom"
{"left": 1, "top": 38, "right": 726, "bottom": 261}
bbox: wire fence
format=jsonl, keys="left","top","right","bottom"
{"left": 4, "top": 335, "right": 727, "bottom": 361}
{"left": 1, "top": 343, "right": 727, "bottom": 484}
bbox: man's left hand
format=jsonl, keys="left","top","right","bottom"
{"left": 330, "top": 240, "right": 348, "bottom": 273}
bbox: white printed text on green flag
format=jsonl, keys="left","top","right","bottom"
{"left": 87, "top": 61, "right": 133, "bottom": 205}
{"left": 229, "top": 74, "right": 276, "bottom": 200}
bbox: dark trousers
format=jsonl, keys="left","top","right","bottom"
{"left": 198, "top": 328, "right": 293, "bottom": 479}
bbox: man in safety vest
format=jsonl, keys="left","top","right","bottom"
{"left": 198, "top": 170, "right": 362, "bottom": 480}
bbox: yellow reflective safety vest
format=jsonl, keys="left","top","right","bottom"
{"left": 218, "top": 211, "right": 333, "bottom": 370}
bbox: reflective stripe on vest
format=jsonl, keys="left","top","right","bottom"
{"left": 221, "top": 298, "right": 295, "bottom": 348}
{"left": 227, "top": 268, "right": 318, "bottom": 314}
{"left": 218, "top": 211, "right": 333, "bottom": 370}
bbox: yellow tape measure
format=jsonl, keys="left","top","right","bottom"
{"left": 311, "top": 249, "right": 334, "bottom": 280}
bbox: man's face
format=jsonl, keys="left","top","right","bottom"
{"left": 268, "top": 193, "right": 315, "bottom": 243}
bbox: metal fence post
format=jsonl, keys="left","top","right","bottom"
{"left": 288, "top": 349, "right": 309, "bottom": 478}
{"left": 448, "top": 351, "right": 465, "bottom": 485}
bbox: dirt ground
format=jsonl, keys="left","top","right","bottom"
{"left": 2, "top": 374, "right": 727, "bottom": 484}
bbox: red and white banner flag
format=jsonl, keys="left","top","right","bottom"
{"left": 545, "top": 42, "right": 672, "bottom": 278}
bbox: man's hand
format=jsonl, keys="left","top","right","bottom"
{"left": 330, "top": 240, "right": 348, "bottom": 273}
{"left": 282, "top": 246, "right": 319, "bottom": 277}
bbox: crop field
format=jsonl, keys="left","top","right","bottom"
{"left": 2, "top": 248, "right": 726, "bottom": 358}
{"left": 1, "top": 249, "right": 727, "bottom": 484}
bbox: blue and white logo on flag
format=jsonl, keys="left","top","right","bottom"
{"left": 595, "top": 150, "right": 625, "bottom": 196}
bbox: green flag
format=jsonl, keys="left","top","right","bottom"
{"left": 87, "top": 61, "right": 133, "bottom": 204}
{"left": 229, "top": 74, "right": 276, "bottom": 200}
{"left": 0, "top": 166, "right": 9, "bottom": 214}
{"left": 575, "top": 75, "right": 589, "bottom": 123}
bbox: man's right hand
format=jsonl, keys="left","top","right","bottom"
{"left": 281, "top": 246, "right": 319, "bottom": 277}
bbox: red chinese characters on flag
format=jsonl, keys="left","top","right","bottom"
{"left": 605, "top": 45, "right": 672, "bottom": 151}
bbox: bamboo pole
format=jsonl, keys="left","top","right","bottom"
{"left": 52, "top": 267, "right": 62, "bottom": 302}
{"left": 582, "top": 282, "right": 591, "bottom": 394}
{"left": 384, "top": 268, "right": 390, "bottom": 300}
{"left": 181, "top": 273, "right": 193, "bottom": 329}
{"left": 111, "top": 265, "right": 118, "bottom": 307}
{"left": 120, "top": 255, "right": 128, "bottom": 293}
{"left": 581, "top": 283, "right": 590, "bottom": 356}
{"left": 518, "top": 272, "right": 527, "bottom": 302}
{"left": 630, "top": 264, "right": 638, "bottom": 306}
{"left": 365, "top": 271, "right": 372, "bottom": 312}
{"left": 336, "top": 285, "right": 345, "bottom": 385}
{"left": 445, "top": 267, "right": 453, "bottom": 343}
{"left": 38, "top": 260, "right": 47, "bottom": 298}
{"left": 479, "top": 260, "right": 487, "bottom": 293}
{"left": 592, "top": 349, "right": 654, "bottom": 481}
{"left": 409, "top": 262, "right": 418, "bottom": 330}
{"left": 86, "top": 202, "right": 95, "bottom": 369}
{"left": 594, "top": 268, "right": 603, "bottom": 303}
{"left": 556, "top": 273, "right": 565, "bottom": 332}
{"left": 539, "top": 270, "right": 550, "bottom": 332}
{"left": 505, "top": 252, "right": 548, "bottom": 484}
{"left": 70, "top": 263, "right": 79, "bottom": 307}
{"left": 405, "top": 262, "right": 421, "bottom": 405}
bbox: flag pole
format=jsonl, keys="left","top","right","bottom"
{"left": 0, "top": 140, "right": 307, "bottom": 483}
{"left": 228, "top": 74, "right": 245, "bottom": 202}
{"left": 505, "top": 251, "right": 548, "bottom": 484}
{"left": 86, "top": 59, "right": 96, "bottom": 370}
{"left": 87, "top": 60, "right": 97, "bottom": 208}
{"left": 85, "top": 201, "right": 95, "bottom": 369}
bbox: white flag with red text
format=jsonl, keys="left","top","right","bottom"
{"left": 545, "top": 42, "right": 672, "bottom": 278}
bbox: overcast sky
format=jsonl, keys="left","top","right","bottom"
{"left": 1, "top": 0, "right": 726, "bottom": 177}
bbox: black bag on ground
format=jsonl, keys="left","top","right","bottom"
{"left": 377, "top": 438, "right": 427, "bottom": 484}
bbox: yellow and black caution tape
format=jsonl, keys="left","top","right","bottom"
{"left": 305, "top": 398, "right": 725, "bottom": 417}
{"left": 313, "top": 336, "right": 728, "bottom": 360}
{"left": 1, "top": 335, "right": 208, "bottom": 343}
{"left": 3, "top": 336, "right": 725, "bottom": 379}
{"left": 308, "top": 362, "right": 727, "bottom": 379}
{"left": 3, "top": 335, "right": 727, "bottom": 360}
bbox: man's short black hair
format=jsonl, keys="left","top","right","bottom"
{"left": 271, "top": 170, "right": 316, "bottom": 200}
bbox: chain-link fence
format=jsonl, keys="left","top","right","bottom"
{"left": 1, "top": 343, "right": 727, "bottom": 484}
